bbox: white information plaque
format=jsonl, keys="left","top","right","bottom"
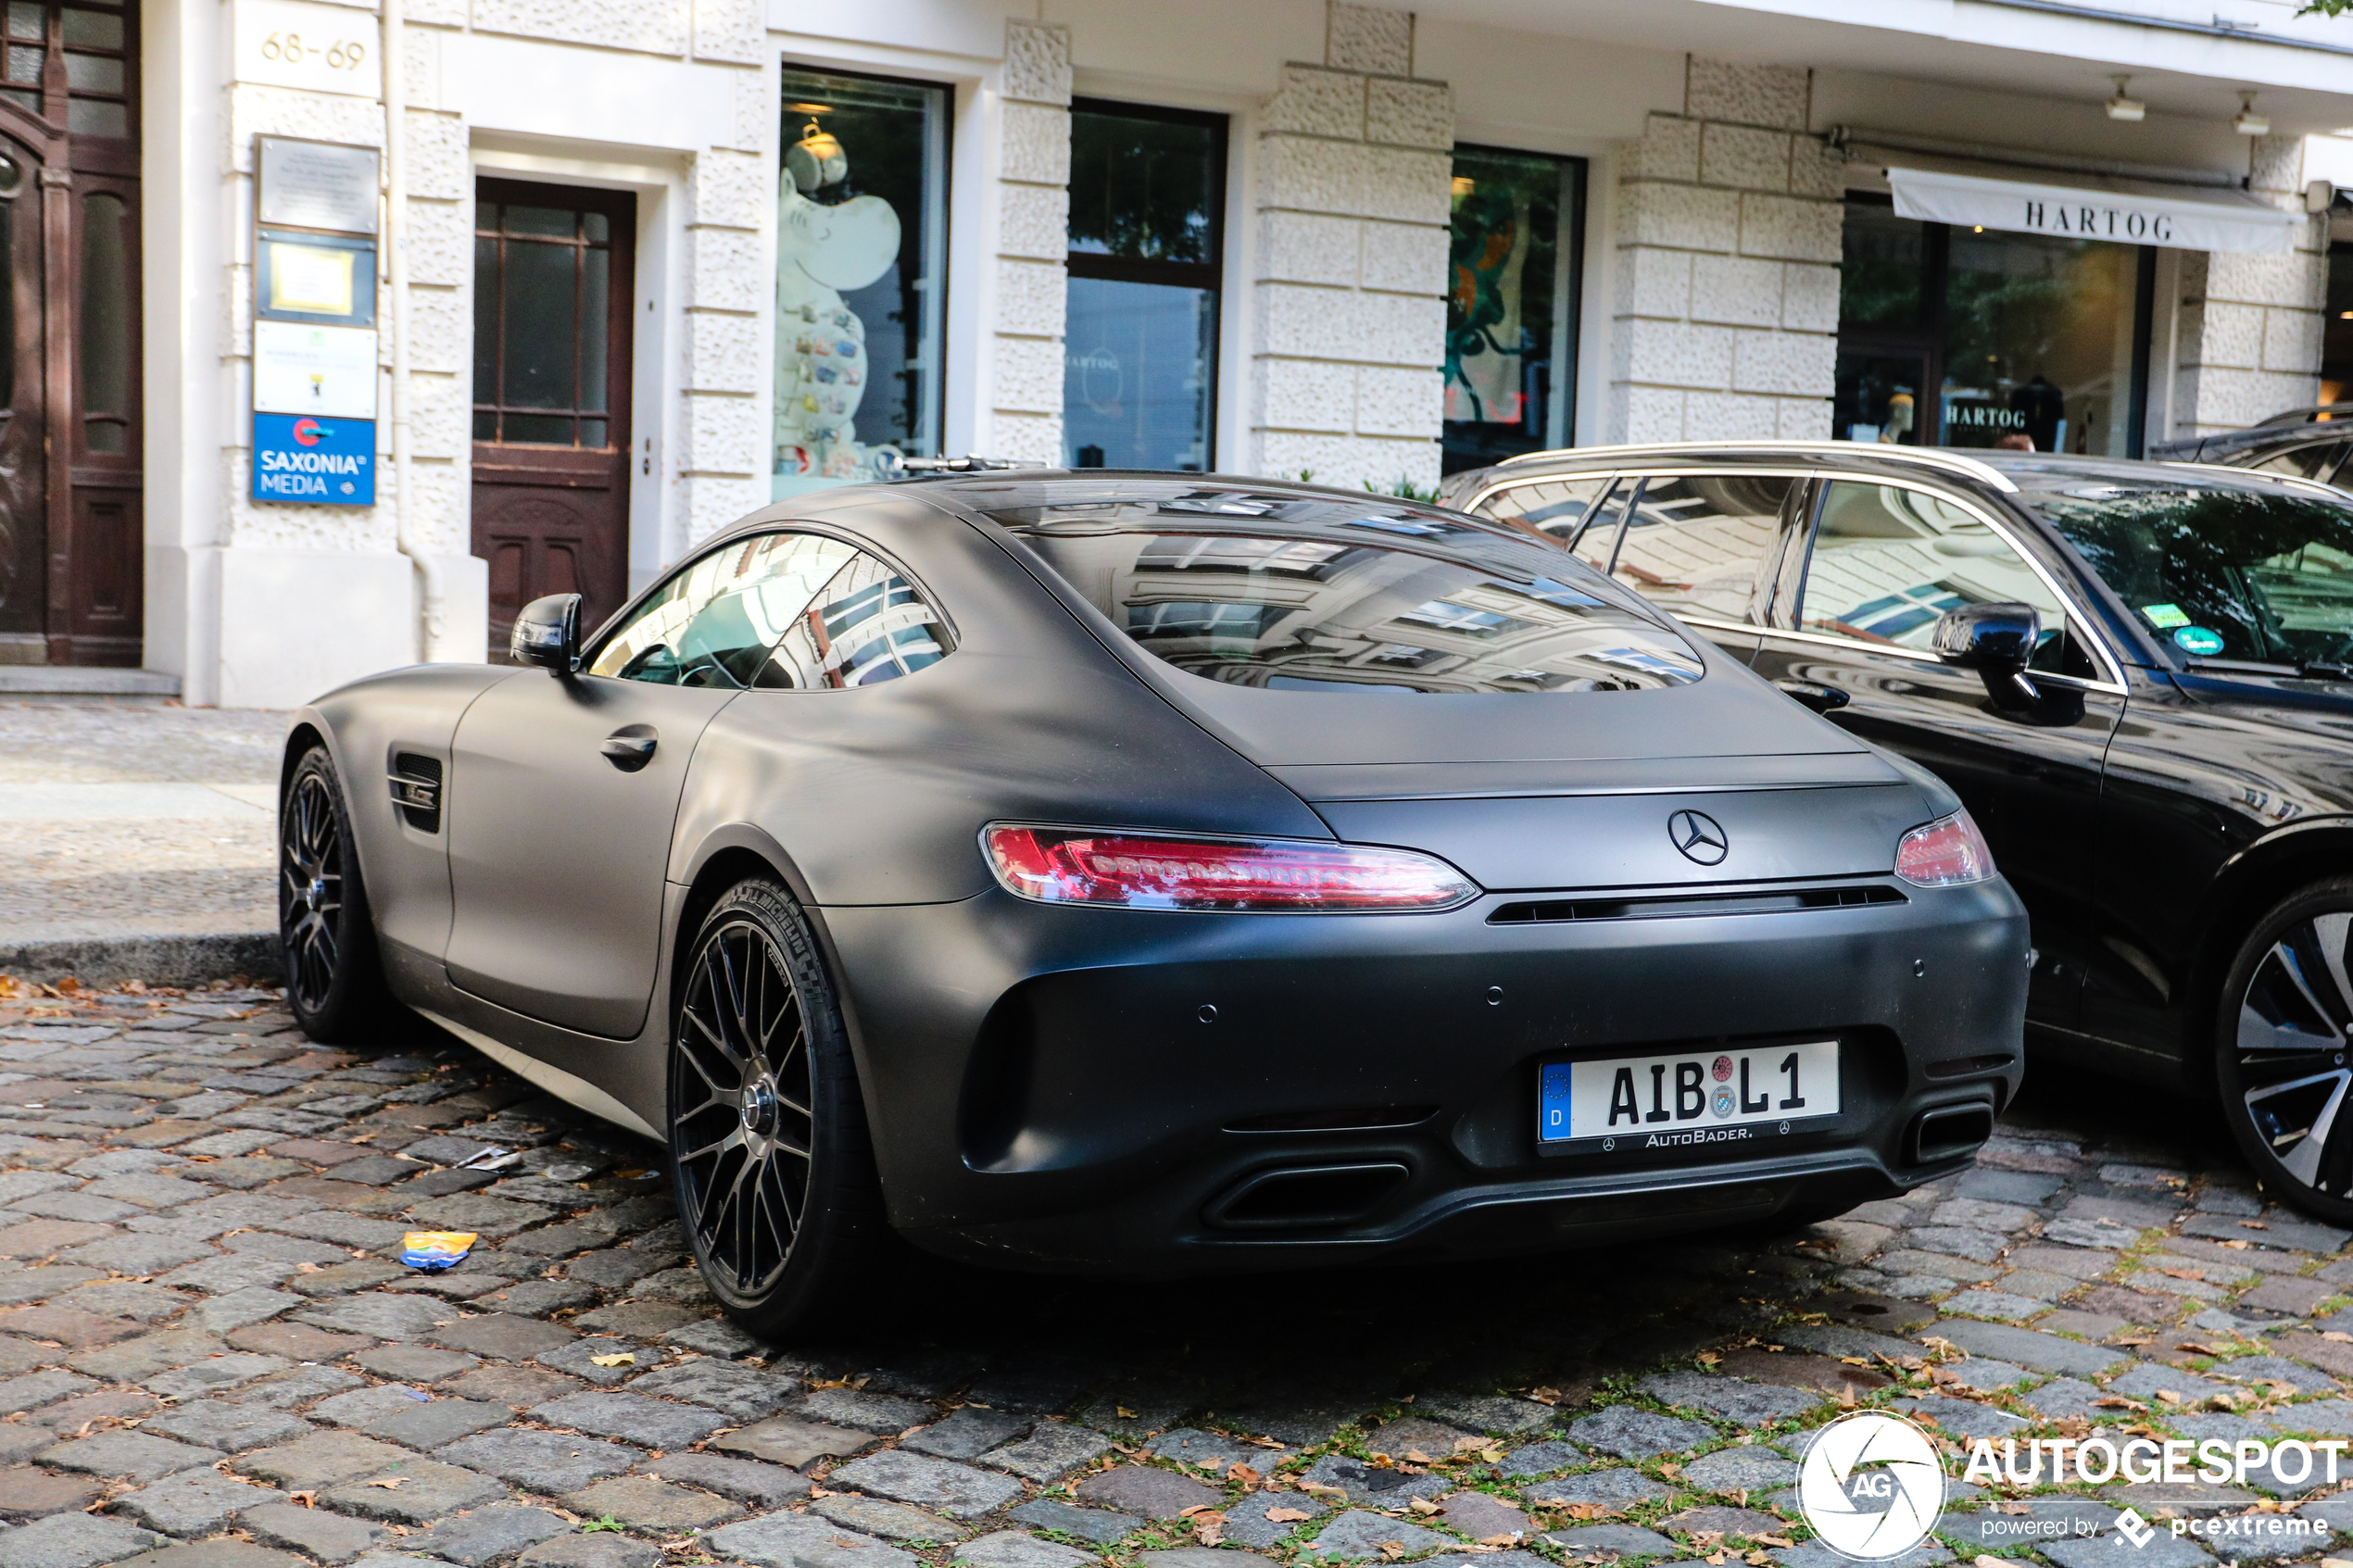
{"left": 254, "top": 320, "right": 380, "bottom": 419}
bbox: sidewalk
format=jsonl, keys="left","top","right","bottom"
{"left": 0, "top": 696, "right": 286, "bottom": 984}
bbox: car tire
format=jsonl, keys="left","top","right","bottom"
{"left": 279, "top": 745, "right": 396, "bottom": 1042}
{"left": 2216, "top": 877, "right": 2353, "bottom": 1224}
{"left": 669, "top": 875, "right": 900, "bottom": 1337}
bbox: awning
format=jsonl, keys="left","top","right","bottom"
{"left": 1886, "top": 165, "right": 2301, "bottom": 254}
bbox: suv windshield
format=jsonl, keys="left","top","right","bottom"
{"left": 992, "top": 490, "right": 1705, "bottom": 694}
{"left": 2022, "top": 475, "right": 2353, "bottom": 667}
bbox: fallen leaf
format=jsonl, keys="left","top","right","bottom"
{"left": 1117, "top": 1407, "right": 1138, "bottom": 1420}
{"left": 1657, "top": 1462, "right": 1683, "bottom": 1479}
{"left": 1409, "top": 1499, "right": 1441, "bottom": 1516}
{"left": 2158, "top": 1268, "right": 2205, "bottom": 1282}
{"left": 1298, "top": 1482, "right": 1349, "bottom": 1499}
{"left": 1378, "top": 1540, "right": 1406, "bottom": 1562}
{"left": 1229, "top": 1464, "right": 1262, "bottom": 1489}
{"left": 1695, "top": 1352, "right": 1722, "bottom": 1367}
{"left": 2326, "top": 1332, "right": 2353, "bottom": 1345}
{"left": 289, "top": 1493, "right": 316, "bottom": 1510}
{"left": 588, "top": 1353, "right": 636, "bottom": 1368}
{"left": 1180, "top": 1505, "right": 1219, "bottom": 1518}
{"left": 1978, "top": 1556, "right": 2007, "bottom": 1568}
{"left": 2177, "top": 1342, "right": 2224, "bottom": 1356}
{"left": 2116, "top": 1335, "right": 2154, "bottom": 1347}
{"left": 1265, "top": 1509, "right": 1313, "bottom": 1524}
{"left": 368, "top": 1478, "right": 406, "bottom": 1489}
{"left": 1478, "top": 1536, "right": 1520, "bottom": 1548}
{"left": 2093, "top": 1397, "right": 2146, "bottom": 1411}
{"left": 2240, "top": 1221, "right": 2271, "bottom": 1230}
{"left": 1756, "top": 1537, "right": 1793, "bottom": 1549}
{"left": 1195, "top": 1515, "right": 1226, "bottom": 1548}
{"left": 1838, "top": 1356, "right": 1868, "bottom": 1366}
{"left": 2221, "top": 1239, "right": 2251, "bottom": 1250}
{"left": 1405, "top": 1449, "right": 1436, "bottom": 1465}
{"left": 1705, "top": 1553, "right": 1726, "bottom": 1566}
{"left": 1563, "top": 1505, "right": 1614, "bottom": 1522}
{"left": 1529, "top": 1386, "right": 1563, "bottom": 1404}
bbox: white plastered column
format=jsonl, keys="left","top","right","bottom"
{"left": 988, "top": 19, "right": 1071, "bottom": 466}
{"left": 1605, "top": 58, "right": 1843, "bottom": 444}
{"left": 1247, "top": 1, "right": 1451, "bottom": 492}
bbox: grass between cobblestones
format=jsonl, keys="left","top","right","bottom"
{"left": 0, "top": 978, "right": 2344, "bottom": 1568}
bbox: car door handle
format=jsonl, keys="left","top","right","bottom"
{"left": 1773, "top": 679, "right": 1851, "bottom": 714}
{"left": 600, "top": 725, "right": 658, "bottom": 772}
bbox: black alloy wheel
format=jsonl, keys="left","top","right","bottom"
{"left": 278, "top": 746, "right": 393, "bottom": 1041}
{"left": 2219, "top": 878, "right": 2353, "bottom": 1223}
{"left": 669, "top": 876, "right": 895, "bottom": 1334}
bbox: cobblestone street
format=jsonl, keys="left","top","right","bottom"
{"left": 0, "top": 983, "right": 2344, "bottom": 1568}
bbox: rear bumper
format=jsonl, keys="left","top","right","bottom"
{"left": 823, "top": 876, "right": 2027, "bottom": 1274}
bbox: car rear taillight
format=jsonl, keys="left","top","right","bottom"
{"left": 983, "top": 825, "right": 1478, "bottom": 912}
{"left": 1894, "top": 811, "right": 1995, "bottom": 887}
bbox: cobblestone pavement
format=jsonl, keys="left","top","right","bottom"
{"left": 0, "top": 983, "right": 2347, "bottom": 1568}
{"left": 0, "top": 700, "right": 282, "bottom": 946}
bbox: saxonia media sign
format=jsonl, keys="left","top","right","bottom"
{"left": 249, "top": 135, "right": 381, "bottom": 506}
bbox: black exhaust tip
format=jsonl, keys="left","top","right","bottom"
{"left": 1204, "top": 1162, "right": 1410, "bottom": 1229}
{"left": 1907, "top": 1102, "right": 1994, "bottom": 1165}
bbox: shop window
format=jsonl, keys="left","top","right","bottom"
{"left": 2321, "top": 243, "right": 2353, "bottom": 408}
{"left": 1063, "top": 100, "right": 1226, "bottom": 473}
{"left": 1442, "top": 146, "right": 1584, "bottom": 476}
{"left": 775, "top": 68, "right": 949, "bottom": 494}
{"left": 1833, "top": 195, "right": 2153, "bottom": 457}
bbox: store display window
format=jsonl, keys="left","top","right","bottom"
{"left": 1833, "top": 194, "right": 2153, "bottom": 457}
{"left": 774, "top": 68, "right": 949, "bottom": 495}
{"left": 1442, "top": 146, "right": 1585, "bottom": 476}
{"left": 1063, "top": 101, "right": 1227, "bottom": 472}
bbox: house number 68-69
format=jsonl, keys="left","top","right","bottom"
{"left": 259, "top": 33, "right": 368, "bottom": 69}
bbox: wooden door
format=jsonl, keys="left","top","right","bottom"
{"left": 0, "top": 141, "right": 44, "bottom": 662}
{"left": 472, "top": 179, "right": 634, "bottom": 655}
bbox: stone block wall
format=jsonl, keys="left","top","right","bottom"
{"left": 989, "top": 20, "right": 1072, "bottom": 466}
{"left": 214, "top": 0, "right": 775, "bottom": 665}
{"left": 1605, "top": 57, "right": 1842, "bottom": 444}
{"left": 2171, "top": 134, "right": 2328, "bottom": 439}
{"left": 1247, "top": 2, "right": 1452, "bottom": 491}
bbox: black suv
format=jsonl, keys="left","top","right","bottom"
{"left": 1443, "top": 442, "right": 2353, "bottom": 1222}
{"left": 2151, "top": 403, "right": 2353, "bottom": 486}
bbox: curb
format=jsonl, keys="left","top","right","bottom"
{"left": 0, "top": 931, "right": 276, "bottom": 988}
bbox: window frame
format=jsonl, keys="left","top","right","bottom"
{"left": 1441, "top": 142, "right": 1587, "bottom": 475}
{"left": 582, "top": 524, "right": 958, "bottom": 691}
{"left": 1063, "top": 96, "right": 1228, "bottom": 471}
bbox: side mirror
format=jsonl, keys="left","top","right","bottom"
{"left": 1931, "top": 601, "right": 2042, "bottom": 708}
{"left": 510, "top": 593, "right": 582, "bottom": 672}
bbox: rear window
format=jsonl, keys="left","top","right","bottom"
{"left": 992, "top": 493, "right": 1705, "bottom": 694}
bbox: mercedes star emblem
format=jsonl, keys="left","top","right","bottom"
{"left": 1668, "top": 809, "right": 1730, "bottom": 865}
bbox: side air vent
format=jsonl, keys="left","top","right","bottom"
{"left": 388, "top": 752, "right": 443, "bottom": 834}
{"left": 1489, "top": 884, "right": 1906, "bottom": 925}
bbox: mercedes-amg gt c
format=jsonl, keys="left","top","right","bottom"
{"left": 280, "top": 473, "right": 2025, "bottom": 1332}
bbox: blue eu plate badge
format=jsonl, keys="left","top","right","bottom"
{"left": 253, "top": 412, "right": 374, "bottom": 505}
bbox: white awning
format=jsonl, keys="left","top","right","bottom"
{"left": 1886, "top": 165, "right": 2301, "bottom": 254}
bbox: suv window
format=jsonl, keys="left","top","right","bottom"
{"left": 587, "top": 532, "right": 951, "bottom": 688}
{"left": 1798, "top": 481, "right": 2092, "bottom": 677}
{"left": 1563, "top": 473, "right": 1793, "bottom": 626}
{"left": 1477, "top": 474, "right": 1615, "bottom": 540}
{"left": 2253, "top": 439, "right": 2350, "bottom": 485}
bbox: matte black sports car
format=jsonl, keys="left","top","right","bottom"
{"left": 2150, "top": 403, "right": 2353, "bottom": 484}
{"left": 1443, "top": 442, "right": 2353, "bottom": 1223}
{"left": 281, "top": 473, "right": 2025, "bottom": 1331}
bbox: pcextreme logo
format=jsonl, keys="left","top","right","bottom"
{"left": 1796, "top": 1412, "right": 2344, "bottom": 1558}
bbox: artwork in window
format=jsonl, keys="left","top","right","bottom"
{"left": 774, "top": 69, "right": 948, "bottom": 493}
{"left": 1442, "top": 147, "right": 1584, "bottom": 475}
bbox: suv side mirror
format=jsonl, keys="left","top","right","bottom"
{"left": 511, "top": 594, "right": 582, "bottom": 672}
{"left": 1931, "top": 601, "right": 2042, "bottom": 708}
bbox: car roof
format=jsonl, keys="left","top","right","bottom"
{"left": 1466, "top": 441, "right": 2345, "bottom": 501}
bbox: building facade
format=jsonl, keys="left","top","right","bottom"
{"left": 12, "top": 0, "right": 2353, "bottom": 705}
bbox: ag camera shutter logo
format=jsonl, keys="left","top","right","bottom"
{"left": 1797, "top": 1411, "right": 1945, "bottom": 1560}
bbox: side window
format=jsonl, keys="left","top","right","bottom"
{"left": 1570, "top": 473, "right": 1794, "bottom": 625}
{"left": 2254, "top": 442, "right": 2347, "bottom": 483}
{"left": 1476, "top": 475, "right": 1615, "bottom": 541}
{"left": 586, "top": 533, "right": 951, "bottom": 688}
{"left": 760, "top": 550, "right": 952, "bottom": 688}
{"left": 1798, "top": 482, "right": 2093, "bottom": 677}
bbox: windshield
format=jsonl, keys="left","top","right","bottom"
{"left": 995, "top": 495, "right": 1705, "bottom": 694}
{"left": 2025, "top": 477, "right": 2353, "bottom": 668}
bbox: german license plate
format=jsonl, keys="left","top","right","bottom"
{"left": 1538, "top": 1040, "right": 1840, "bottom": 1147}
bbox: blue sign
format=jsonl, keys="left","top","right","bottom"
{"left": 253, "top": 412, "right": 373, "bottom": 505}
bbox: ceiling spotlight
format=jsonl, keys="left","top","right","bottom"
{"left": 2106, "top": 76, "right": 2145, "bottom": 121}
{"left": 2234, "top": 91, "right": 2270, "bottom": 136}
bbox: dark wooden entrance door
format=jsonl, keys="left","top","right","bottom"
{"left": 0, "top": 138, "right": 48, "bottom": 663}
{"left": 472, "top": 179, "right": 634, "bottom": 655}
